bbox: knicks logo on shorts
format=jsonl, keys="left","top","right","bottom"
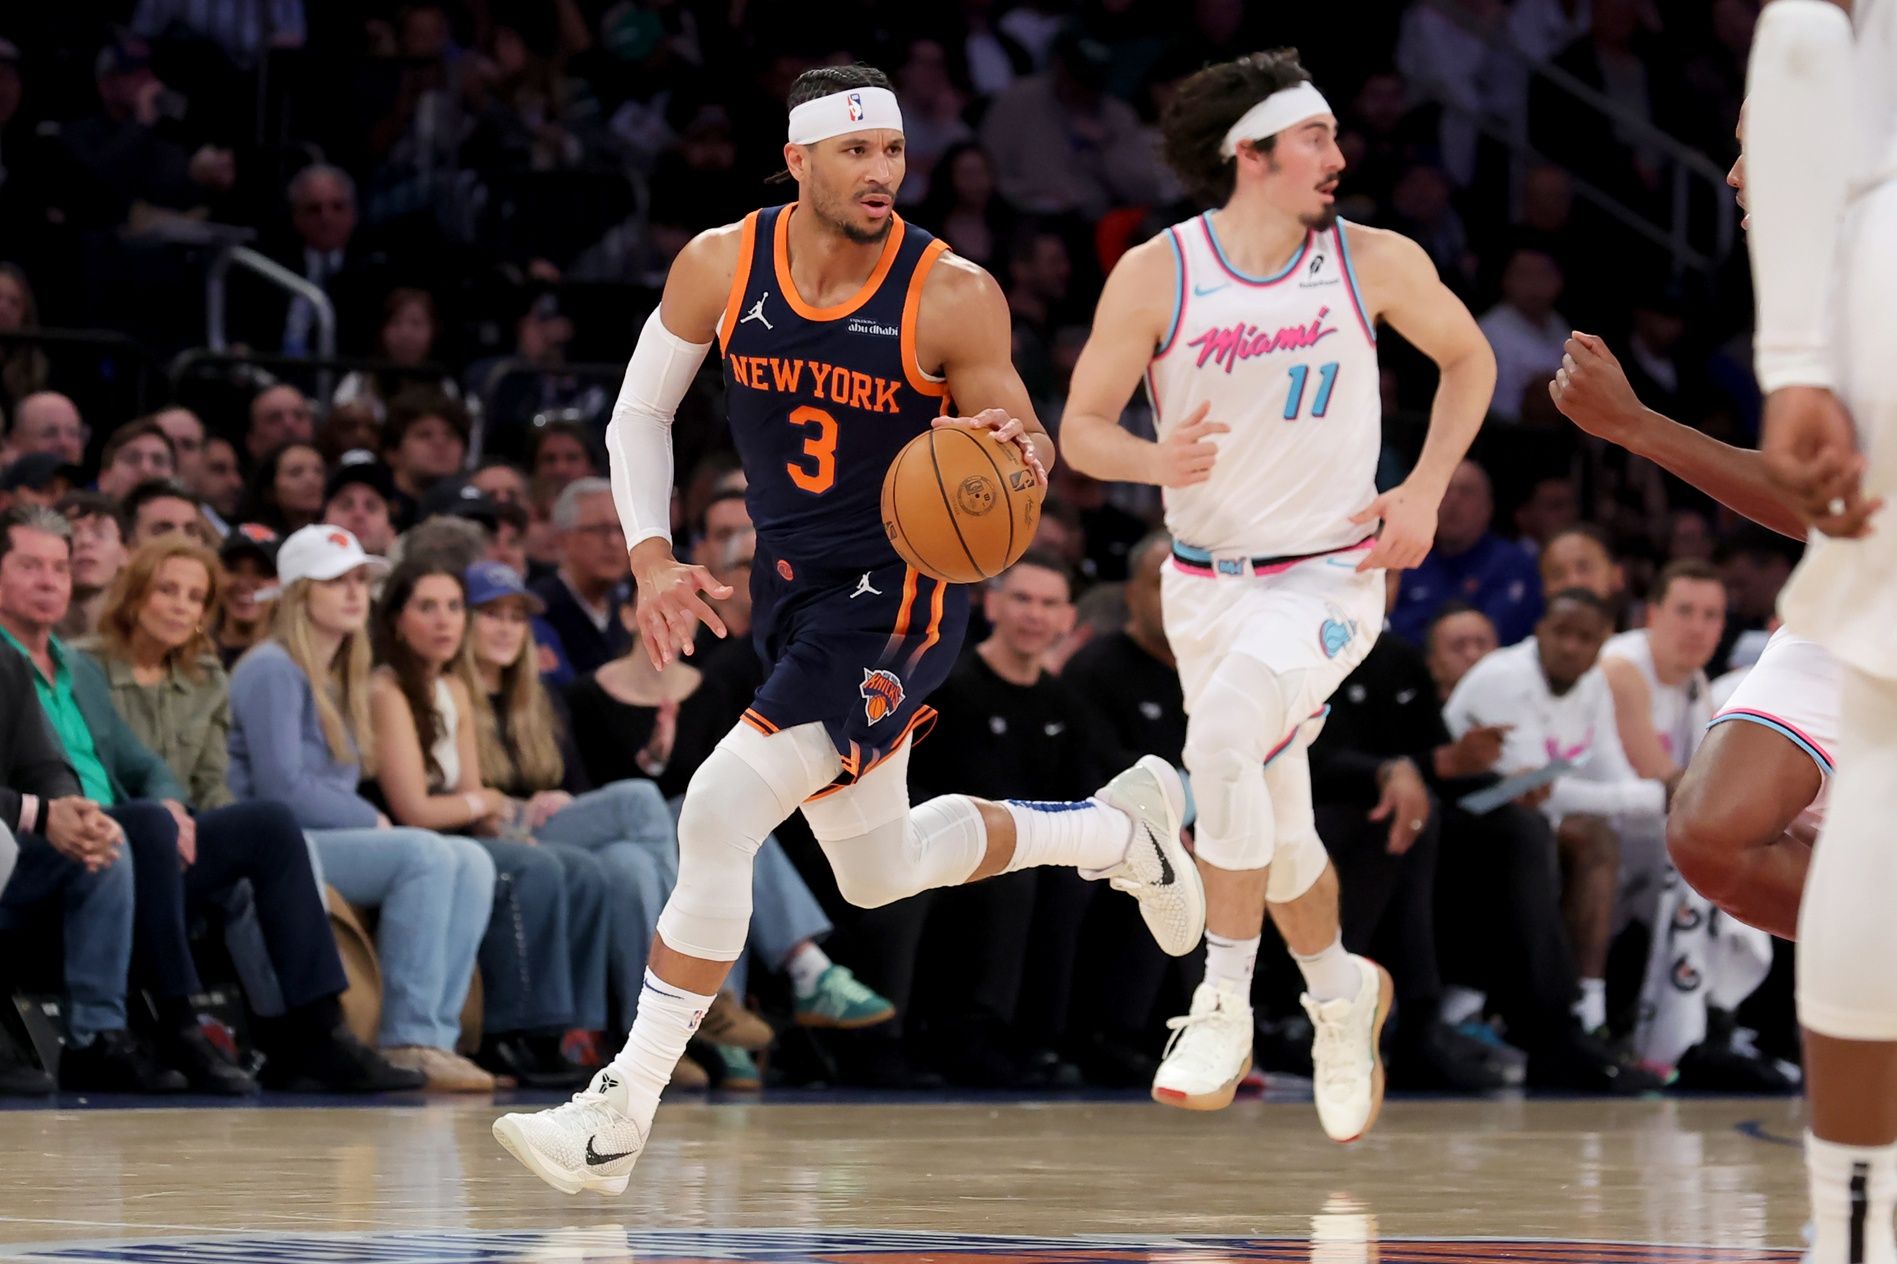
{"left": 860, "top": 668, "right": 905, "bottom": 724}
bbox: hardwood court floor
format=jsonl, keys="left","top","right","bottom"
{"left": 0, "top": 1093, "right": 1810, "bottom": 1262}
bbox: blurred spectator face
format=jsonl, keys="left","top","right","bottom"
{"left": 1502, "top": 250, "right": 1564, "bottom": 320}
{"left": 135, "top": 555, "right": 214, "bottom": 654}
{"left": 901, "top": 40, "right": 955, "bottom": 103}
{"left": 381, "top": 297, "right": 436, "bottom": 365}
{"left": 534, "top": 431, "right": 594, "bottom": 486}
{"left": 390, "top": 412, "right": 467, "bottom": 486}
{"left": 472, "top": 463, "right": 528, "bottom": 506}
{"left": 199, "top": 437, "right": 246, "bottom": 517}
{"left": 1033, "top": 509, "right": 1081, "bottom": 566}
{"left": 681, "top": 115, "right": 737, "bottom": 173}
{"left": 1722, "top": 549, "right": 1791, "bottom": 621}
{"left": 307, "top": 568, "right": 374, "bottom": 638}
{"left": 1393, "top": 165, "right": 1452, "bottom": 224}
{"left": 316, "top": 403, "right": 381, "bottom": 465}
{"left": 488, "top": 519, "right": 528, "bottom": 577}
{"left": 275, "top": 445, "right": 328, "bottom": 523}
{"left": 1436, "top": 460, "right": 1493, "bottom": 553}
{"left": 1534, "top": 596, "right": 1612, "bottom": 693}
{"left": 984, "top": 562, "right": 1075, "bottom": 662}
{"left": 1352, "top": 73, "right": 1406, "bottom": 135}
{"left": 1124, "top": 538, "right": 1169, "bottom": 654}
{"left": 1647, "top": 575, "right": 1727, "bottom": 674}
{"left": 0, "top": 522, "right": 72, "bottom": 630}
{"left": 11, "top": 393, "right": 87, "bottom": 465}
{"left": 153, "top": 408, "right": 206, "bottom": 488}
{"left": 98, "top": 432, "right": 176, "bottom": 500}
{"left": 222, "top": 556, "right": 274, "bottom": 629}
{"left": 948, "top": 146, "right": 996, "bottom": 208}
{"left": 715, "top": 467, "right": 748, "bottom": 495}
{"left": 702, "top": 496, "right": 751, "bottom": 565}
{"left": 1516, "top": 476, "right": 1580, "bottom": 546}
{"left": 1013, "top": 233, "right": 1071, "bottom": 302}
{"left": 325, "top": 485, "right": 394, "bottom": 556}
{"left": 0, "top": 269, "right": 28, "bottom": 329}
{"left": 1668, "top": 510, "right": 1713, "bottom": 561}
{"left": 1427, "top": 609, "right": 1499, "bottom": 698}
{"left": 291, "top": 170, "right": 356, "bottom": 255}
{"left": 470, "top": 595, "right": 532, "bottom": 672}
{"left": 1540, "top": 531, "right": 1622, "bottom": 601}
{"left": 250, "top": 386, "right": 315, "bottom": 461}
{"left": 67, "top": 512, "right": 125, "bottom": 595}
{"left": 129, "top": 494, "right": 207, "bottom": 549}
{"left": 393, "top": 573, "right": 467, "bottom": 670}
{"left": 709, "top": 531, "right": 755, "bottom": 634}
{"left": 560, "top": 490, "right": 629, "bottom": 587}
{"left": 517, "top": 299, "right": 574, "bottom": 363}
{"left": 1522, "top": 165, "right": 1573, "bottom": 233}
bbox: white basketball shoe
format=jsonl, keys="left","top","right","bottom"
{"left": 1151, "top": 979, "right": 1254, "bottom": 1110}
{"left": 493, "top": 1066, "right": 646, "bottom": 1195}
{"left": 1093, "top": 755, "right": 1205, "bottom": 956}
{"left": 1302, "top": 954, "right": 1394, "bottom": 1143}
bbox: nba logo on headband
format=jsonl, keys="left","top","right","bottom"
{"left": 847, "top": 92, "right": 865, "bottom": 122}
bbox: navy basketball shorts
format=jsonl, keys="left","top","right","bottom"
{"left": 742, "top": 541, "right": 970, "bottom": 798}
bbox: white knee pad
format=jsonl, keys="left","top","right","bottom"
{"left": 1798, "top": 667, "right": 1897, "bottom": 1040}
{"left": 1263, "top": 742, "right": 1328, "bottom": 903}
{"left": 1184, "top": 655, "right": 1290, "bottom": 872}
{"left": 657, "top": 720, "right": 839, "bottom": 961}
{"left": 801, "top": 739, "right": 986, "bottom": 908}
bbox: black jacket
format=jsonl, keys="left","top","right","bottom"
{"left": 0, "top": 648, "right": 81, "bottom": 834}
{"left": 1309, "top": 631, "right": 1459, "bottom": 808}
{"left": 532, "top": 574, "right": 631, "bottom": 677}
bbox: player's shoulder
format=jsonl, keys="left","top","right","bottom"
{"left": 675, "top": 215, "right": 758, "bottom": 280}
{"left": 1109, "top": 231, "right": 1185, "bottom": 286}
{"left": 919, "top": 247, "right": 1006, "bottom": 318}
{"left": 1338, "top": 219, "right": 1432, "bottom": 274}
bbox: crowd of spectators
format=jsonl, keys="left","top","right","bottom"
{"left": 0, "top": 0, "right": 1804, "bottom": 1100}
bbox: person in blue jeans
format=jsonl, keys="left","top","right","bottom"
{"left": 370, "top": 555, "right": 608, "bottom": 1090}
{"left": 227, "top": 525, "right": 499, "bottom": 1092}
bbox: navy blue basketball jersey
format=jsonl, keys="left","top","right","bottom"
{"left": 717, "top": 203, "right": 952, "bottom": 570}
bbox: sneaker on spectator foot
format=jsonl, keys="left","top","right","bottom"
{"left": 493, "top": 1067, "right": 646, "bottom": 1196}
{"left": 710, "top": 1045, "right": 762, "bottom": 1091}
{"left": 59, "top": 1030, "right": 187, "bottom": 1094}
{"left": 1152, "top": 980, "right": 1253, "bottom": 1111}
{"left": 1091, "top": 756, "right": 1204, "bottom": 957}
{"left": 672, "top": 1053, "right": 709, "bottom": 1089}
{"left": 263, "top": 1027, "right": 425, "bottom": 1093}
{"left": 700, "top": 992, "right": 774, "bottom": 1048}
{"left": 383, "top": 1045, "right": 496, "bottom": 1092}
{"left": 794, "top": 965, "right": 895, "bottom": 1029}
{"left": 0, "top": 1025, "right": 52, "bottom": 1095}
{"left": 1301, "top": 954, "right": 1393, "bottom": 1143}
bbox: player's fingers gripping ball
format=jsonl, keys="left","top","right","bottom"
{"left": 883, "top": 421, "right": 1046, "bottom": 584}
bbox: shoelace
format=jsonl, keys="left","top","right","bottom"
{"left": 1310, "top": 1012, "right": 1365, "bottom": 1092}
{"left": 1161, "top": 1003, "right": 1239, "bottom": 1060}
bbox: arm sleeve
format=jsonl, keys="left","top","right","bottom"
{"left": 230, "top": 655, "right": 379, "bottom": 829}
{"left": 1745, "top": 0, "right": 1856, "bottom": 391}
{"left": 604, "top": 308, "right": 710, "bottom": 550}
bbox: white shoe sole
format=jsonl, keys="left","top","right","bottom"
{"left": 1321, "top": 961, "right": 1394, "bottom": 1145}
{"left": 1117, "top": 755, "right": 1206, "bottom": 957}
{"left": 1152, "top": 1051, "right": 1253, "bottom": 1112}
{"left": 492, "top": 1115, "right": 631, "bottom": 1196}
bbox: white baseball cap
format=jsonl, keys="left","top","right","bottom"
{"left": 276, "top": 524, "right": 393, "bottom": 586}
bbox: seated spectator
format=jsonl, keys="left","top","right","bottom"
{"left": 382, "top": 389, "right": 470, "bottom": 525}
{"left": 1539, "top": 524, "right": 1628, "bottom": 620}
{"left": 1512, "top": 473, "right": 1582, "bottom": 551}
{"left": 0, "top": 453, "right": 80, "bottom": 510}
{"left": 1389, "top": 460, "right": 1542, "bottom": 647}
{"left": 470, "top": 459, "right": 530, "bottom": 509}
{"left": 332, "top": 289, "right": 460, "bottom": 423}
{"left": 0, "top": 647, "right": 153, "bottom": 1094}
{"left": 532, "top": 478, "right": 631, "bottom": 675}
{"left": 369, "top": 556, "right": 605, "bottom": 1089}
{"left": 247, "top": 385, "right": 316, "bottom": 465}
{"left": 530, "top": 420, "right": 601, "bottom": 495}
{"left": 691, "top": 488, "right": 751, "bottom": 571}
{"left": 1424, "top": 602, "right": 1499, "bottom": 701}
{"left": 85, "top": 536, "right": 421, "bottom": 1092}
{"left": 150, "top": 408, "right": 207, "bottom": 498}
{"left": 1478, "top": 247, "right": 1570, "bottom": 423}
{"left": 322, "top": 452, "right": 398, "bottom": 557}
{"left": 239, "top": 442, "right": 328, "bottom": 536}
{"left": 56, "top": 492, "right": 126, "bottom": 640}
{"left": 196, "top": 435, "right": 247, "bottom": 525}
{"left": 314, "top": 402, "right": 382, "bottom": 468}
{"left": 0, "top": 263, "right": 50, "bottom": 412}
{"left": 96, "top": 419, "right": 178, "bottom": 502}
{"left": 212, "top": 525, "right": 278, "bottom": 670}
{"left": 227, "top": 525, "right": 498, "bottom": 1091}
{"left": 8, "top": 392, "right": 88, "bottom": 467}
{"left": 121, "top": 479, "right": 212, "bottom": 549}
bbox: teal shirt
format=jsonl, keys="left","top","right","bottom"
{"left": 0, "top": 627, "right": 115, "bottom": 806}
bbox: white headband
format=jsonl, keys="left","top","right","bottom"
{"left": 1219, "top": 82, "right": 1333, "bottom": 158}
{"left": 787, "top": 86, "right": 904, "bottom": 145}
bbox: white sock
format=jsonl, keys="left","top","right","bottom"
{"left": 1807, "top": 1133, "right": 1897, "bottom": 1264}
{"left": 785, "top": 942, "right": 832, "bottom": 998}
{"left": 1204, "top": 931, "right": 1260, "bottom": 992}
{"left": 1440, "top": 985, "right": 1487, "bottom": 1027}
{"left": 1574, "top": 977, "right": 1607, "bottom": 1033}
{"left": 607, "top": 969, "right": 715, "bottom": 1135}
{"left": 1292, "top": 933, "right": 1360, "bottom": 1004}
{"left": 1001, "top": 798, "right": 1131, "bottom": 874}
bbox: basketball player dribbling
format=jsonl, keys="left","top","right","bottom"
{"left": 492, "top": 64, "right": 1206, "bottom": 1197}
{"left": 1061, "top": 50, "right": 1495, "bottom": 1141}
{"left": 1740, "top": 2, "right": 1897, "bottom": 1258}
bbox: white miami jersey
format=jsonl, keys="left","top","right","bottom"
{"left": 1144, "top": 212, "right": 1381, "bottom": 557}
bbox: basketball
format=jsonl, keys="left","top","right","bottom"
{"left": 881, "top": 425, "right": 1044, "bottom": 583}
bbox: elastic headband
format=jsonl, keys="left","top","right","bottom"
{"left": 787, "top": 86, "right": 904, "bottom": 145}
{"left": 1218, "top": 82, "right": 1333, "bottom": 158}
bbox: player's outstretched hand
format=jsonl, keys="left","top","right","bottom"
{"left": 932, "top": 408, "right": 1048, "bottom": 486}
{"left": 1351, "top": 480, "right": 1437, "bottom": 572}
{"left": 1550, "top": 332, "right": 1642, "bottom": 443}
{"left": 631, "top": 545, "right": 732, "bottom": 669}
{"left": 1154, "top": 402, "right": 1228, "bottom": 487}
{"left": 1762, "top": 385, "right": 1881, "bottom": 539}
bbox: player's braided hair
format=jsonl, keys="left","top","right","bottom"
{"left": 786, "top": 63, "right": 892, "bottom": 110}
{"left": 1159, "top": 49, "right": 1314, "bottom": 207}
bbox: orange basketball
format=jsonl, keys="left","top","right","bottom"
{"left": 881, "top": 425, "right": 1044, "bottom": 584}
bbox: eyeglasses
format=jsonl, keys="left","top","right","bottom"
{"left": 571, "top": 522, "right": 625, "bottom": 540}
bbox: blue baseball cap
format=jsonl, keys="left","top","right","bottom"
{"left": 464, "top": 561, "right": 544, "bottom": 614}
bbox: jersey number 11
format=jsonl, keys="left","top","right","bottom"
{"left": 1283, "top": 362, "right": 1340, "bottom": 421}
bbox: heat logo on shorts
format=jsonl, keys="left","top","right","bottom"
{"left": 861, "top": 668, "right": 905, "bottom": 724}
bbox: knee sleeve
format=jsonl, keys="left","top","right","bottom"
{"left": 1263, "top": 744, "right": 1328, "bottom": 903}
{"left": 802, "top": 739, "right": 985, "bottom": 907}
{"left": 1185, "top": 656, "right": 1290, "bottom": 872}
{"left": 657, "top": 720, "right": 837, "bottom": 961}
{"left": 1799, "top": 667, "right": 1897, "bottom": 1039}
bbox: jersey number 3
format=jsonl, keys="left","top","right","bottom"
{"left": 786, "top": 405, "right": 837, "bottom": 494}
{"left": 1283, "top": 362, "right": 1340, "bottom": 421}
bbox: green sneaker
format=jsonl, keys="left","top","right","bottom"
{"left": 710, "top": 1044, "right": 761, "bottom": 1091}
{"left": 794, "top": 964, "right": 896, "bottom": 1030}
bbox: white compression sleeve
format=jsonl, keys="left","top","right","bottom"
{"left": 605, "top": 308, "right": 711, "bottom": 549}
{"left": 1745, "top": 0, "right": 1855, "bottom": 393}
